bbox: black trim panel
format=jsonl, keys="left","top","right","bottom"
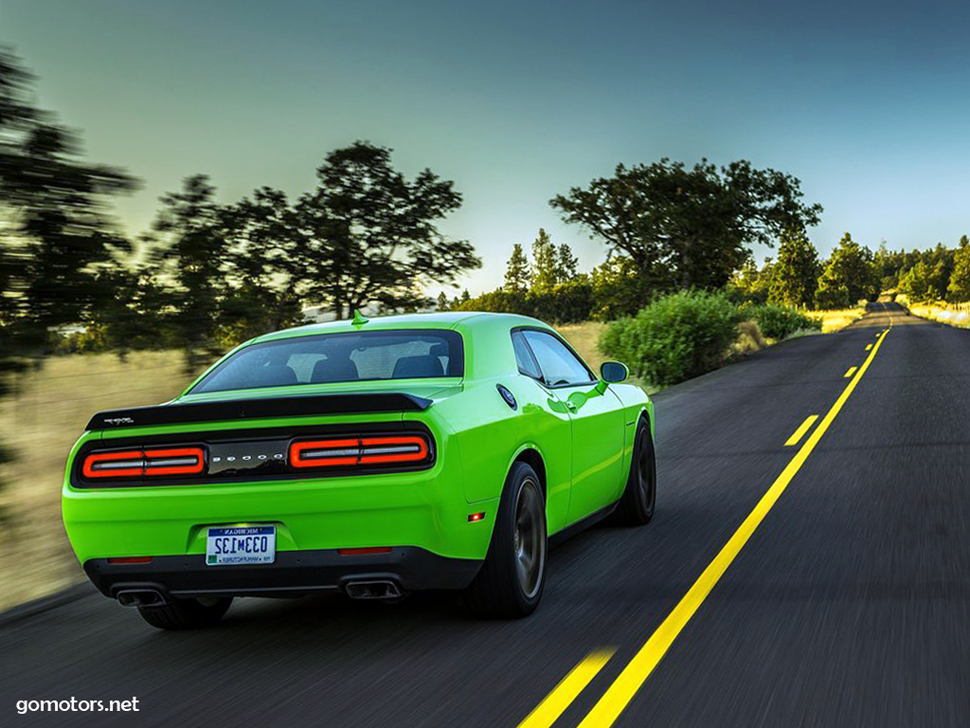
{"left": 549, "top": 500, "right": 618, "bottom": 547}
{"left": 84, "top": 547, "right": 482, "bottom": 598}
{"left": 87, "top": 392, "right": 433, "bottom": 431}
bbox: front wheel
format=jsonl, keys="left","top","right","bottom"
{"left": 137, "top": 596, "right": 233, "bottom": 630}
{"left": 609, "top": 417, "right": 656, "bottom": 526}
{"left": 464, "top": 462, "right": 547, "bottom": 619}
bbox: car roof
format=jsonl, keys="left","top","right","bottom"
{"left": 252, "top": 311, "right": 552, "bottom": 343}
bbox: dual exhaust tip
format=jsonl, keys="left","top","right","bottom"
{"left": 115, "top": 580, "right": 405, "bottom": 606}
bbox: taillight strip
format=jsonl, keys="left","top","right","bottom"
{"left": 290, "top": 435, "right": 430, "bottom": 469}
{"left": 82, "top": 447, "right": 205, "bottom": 479}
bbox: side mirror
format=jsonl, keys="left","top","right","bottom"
{"left": 600, "top": 361, "right": 629, "bottom": 384}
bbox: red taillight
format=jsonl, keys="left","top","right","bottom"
{"left": 107, "top": 556, "right": 153, "bottom": 564}
{"left": 290, "top": 438, "right": 360, "bottom": 468}
{"left": 82, "top": 450, "right": 145, "bottom": 479}
{"left": 82, "top": 447, "right": 205, "bottom": 479}
{"left": 289, "top": 435, "right": 430, "bottom": 469}
{"left": 143, "top": 447, "right": 205, "bottom": 476}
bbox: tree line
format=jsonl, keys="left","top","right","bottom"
{"left": 731, "top": 232, "right": 970, "bottom": 310}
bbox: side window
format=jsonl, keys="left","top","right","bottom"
{"left": 511, "top": 330, "right": 542, "bottom": 379}
{"left": 521, "top": 330, "right": 594, "bottom": 387}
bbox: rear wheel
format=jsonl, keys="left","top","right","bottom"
{"left": 137, "top": 596, "right": 233, "bottom": 630}
{"left": 609, "top": 418, "right": 656, "bottom": 526}
{"left": 464, "top": 462, "right": 547, "bottom": 619}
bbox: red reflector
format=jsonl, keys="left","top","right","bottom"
{"left": 337, "top": 547, "right": 393, "bottom": 556}
{"left": 468, "top": 512, "right": 486, "bottom": 522}
{"left": 290, "top": 435, "right": 430, "bottom": 468}
{"left": 107, "top": 557, "right": 153, "bottom": 564}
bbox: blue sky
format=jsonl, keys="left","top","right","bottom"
{"left": 3, "top": 0, "right": 969, "bottom": 295}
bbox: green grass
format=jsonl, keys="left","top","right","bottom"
{"left": 0, "top": 351, "right": 191, "bottom": 611}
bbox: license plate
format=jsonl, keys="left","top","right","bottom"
{"left": 206, "top": 525, "right": 276, "bottom": 566}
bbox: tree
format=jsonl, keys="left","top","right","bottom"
{"left": 436, "top": 291, "right": 449, "bottom": 311}
{"left": 556, "top": 243, "right": 579, "bottom": 281}
{"left": 898, "top": 261, "right": 936, "bottom": 302}
{"left": 219, "top": 187, "right": 307, "bottom": 339}
{"left": 769, "top": 227, "right": 820, "bottom": 308}
{"left": 0, "top": 48, "right": 137, "bottom": 502}
{"left": 815, "top": 233, "right": 879, "bottom": 309}
{"left": 292, "top": 142, "right": 480, "bottom": 318}
{"left": 0, "top": 49, "right": 138, "bottom": 354}
{"left": 144, "top": 174, "right": 231, "bottom": 369}
{"left": 589, "top": 255, "right": 648, "bottom": 319}
{"left": 530, "top": 228, "right": 558, "bottom": 293}
{"left": 947, "top": 235, "right": 970, "bottom": 302}
{"left": 550, "top": 158, "right": 822, "bottom": 291}
{"left": 504, "top": 243, "right": 530, "bottom": 292}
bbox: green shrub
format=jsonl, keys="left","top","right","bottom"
{"left": 741, "top": 303, "right": 821, "bottom": 339}
{"left": 599, "top": 290, "right": 742, "bottom": 387}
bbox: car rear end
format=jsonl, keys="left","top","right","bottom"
{"left": 61, "top": 323, "right": 494, "bottom": 609}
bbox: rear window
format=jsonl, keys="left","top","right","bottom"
{"left": 191, "top": 329, "right": 463, "bottom": 394}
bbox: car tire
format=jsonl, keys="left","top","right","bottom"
{"left": 464, "top": 461, "right": 547, "bottom": 619}
{"left": 609, "top": 417, "right": 656, "bottom": 526}
{"left": 137, "top": 596, "right": 233, "bottom": 630}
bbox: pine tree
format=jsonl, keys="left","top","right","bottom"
{"left": 436, "top": 291, "right": 449, "bottom": 311}
{"left": 946, "top": 235, "right": 970, "bottom": 302}
{"left": 556, "top": 243, "right": 579, "bottom": 281}
{"left": 815, "top": 233, "right": 879, "bottom": 309}
{"left": 503, "top": 243, "right": 531, "bottom": 292}
{"left": 769, "top": 228, "right": 820, "bottom": 308}
{"left": 531, "top": 228, "right": 558, "bottom": 293}
{"left": 898, "top": 261, "right": 935, "bottom": 302}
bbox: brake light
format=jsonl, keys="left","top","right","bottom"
{"left": 290, "top": 435, "right": 430, "bottom": 469}
{"left": 82, "top": 447, "right": 205, "bottom": 479}
{"left": 82, "top": 450, "right": 144, "bottom": 479}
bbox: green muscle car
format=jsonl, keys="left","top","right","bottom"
{"left": 62, "top": 312, "right": 656, "bottom": 629}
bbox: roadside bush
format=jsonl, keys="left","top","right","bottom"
{"left": 599, "top": 290, "right": 741, "bottom": 387}
{"left": 740, "top": 304, "right": 821, "bottom": 339}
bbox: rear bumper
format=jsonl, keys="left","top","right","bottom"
{"left": 85, "top": 547, "right": 482, "bottom": 600}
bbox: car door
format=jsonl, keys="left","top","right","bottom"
{"left": 519, "top": 329, "right": 626, "bottom": 524}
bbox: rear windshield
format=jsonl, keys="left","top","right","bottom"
{"left": 191, "top": 329, "right": 463, "bottom": 394}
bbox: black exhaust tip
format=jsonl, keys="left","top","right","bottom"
{"left": 344, "top": 580, "right": 405, "bottom": 600}
{"left": 116, "top": 589, "right": 167, "bottom": 608}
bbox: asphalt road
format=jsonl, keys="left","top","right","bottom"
{"left": 4, "top": 302, "right": 970, "bottom": 727}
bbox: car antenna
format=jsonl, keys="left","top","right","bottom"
{"left": 352, "top": 310, "right": 369, "bottom": 327}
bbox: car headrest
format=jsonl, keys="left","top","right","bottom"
{"left": 259, "top": 364, "right": 298, "bottom": 387}
{"left": 392, "top": 355, "right": 444, "bottom": 379}
{"left": 311, "top": 357, "right": 360, "bottom": 383}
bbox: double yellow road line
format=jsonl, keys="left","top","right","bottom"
{"left": 517, "top": 323, "right": 892, "bottom": 728}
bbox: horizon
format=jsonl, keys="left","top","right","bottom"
{"left": 3, "top": 0, "right": 969, "bottom": 296}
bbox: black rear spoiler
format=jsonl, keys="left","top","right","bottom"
{"left": 86, "top": 393, "right": 433, "bottom": 431}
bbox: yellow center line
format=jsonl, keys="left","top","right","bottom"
{"left": 865, "top": 344, "right": 872, "bottom": 351}
{"left": 516, "top": 650, "right": 616, "bottom": 728}
{"left": 567, "top": 324, "right": 892, "bottom": 728}
{"left": 784, "top": 414, "right": 818, "bottom": 447}
{"left": 844, "top": 366, "right": 857, "bottom": 378}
